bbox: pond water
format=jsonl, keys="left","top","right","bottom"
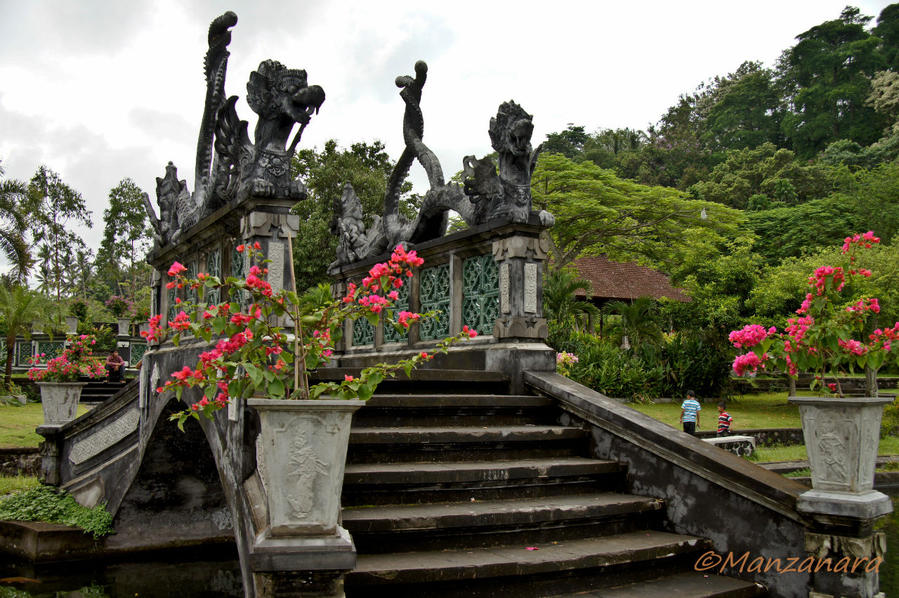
{"left": 1, "top": 498, "right": 898, "bottom": 597}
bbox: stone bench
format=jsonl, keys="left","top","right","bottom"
{"left": 703, "top": 435, "right": 755, "bottom": 457}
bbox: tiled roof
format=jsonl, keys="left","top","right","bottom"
{"left": 571, "top": 256, "right": 690, "bottom": 302}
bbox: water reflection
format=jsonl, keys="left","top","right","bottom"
{"left": 0, "top": 555, "right": 243, "bottom": 598}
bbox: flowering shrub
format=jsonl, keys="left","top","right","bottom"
{"left": 105, "top": 295, "right": 134, "bottom": 318}
{"left": 149, "top": 243, "right": 478, "bottom": 428}
{"left": 556, "top": 351, "right": 579, "bottom": 377}
{"left": 27, "top": 334, "right": 107, "bottom": 383}
{"left": 730, "top": 231, "right": 899, "bottom": 395}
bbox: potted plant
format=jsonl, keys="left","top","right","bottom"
{"left": 28, "top": 334, "right": 107, "bottom": 426}
{"left": 149, "top": 242, "right": 477, "bottom": 536}
{"left": 730, "top": 231, "right": 895, "bottom": 517}
{"left": 105, "top": 295, "right": 134, "bottom": 335}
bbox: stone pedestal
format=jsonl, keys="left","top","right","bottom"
{"left": 248, "top": 398, "right": 363, "bottom": 597}
{"left": 804, "top": 532, "right": 887, "bottom": 598}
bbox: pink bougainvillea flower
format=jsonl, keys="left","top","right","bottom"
{"left": 167, "top": 261, "right": 187, "bottom": 277}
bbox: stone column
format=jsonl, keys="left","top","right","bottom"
{"left": 240, "top": 203, "right": 301, "bottom": 296}
{"left": 491, "top": 233, "right": 549, "bottom": 341}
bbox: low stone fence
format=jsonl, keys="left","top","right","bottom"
{"left": 696, "top": 428, "right": 804, "bottom": 447}
{"left": 0, "top": 447, "right": 40, "bottom": 476}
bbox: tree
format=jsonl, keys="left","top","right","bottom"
{"left": 291, "top": 140, "right": 402, "bottom": 291}
{"left": 0, "top": 285, "right": 45, "bottom": 389}
{"left": 542, "top": 268, "right": 600, "bottom": 339}
{"left": 95, "top": 178, "right": 153, "bottom": 301}
{"left": 0, "top": 162, "right": 32, "bottom": 283}
{"left": 689, "top": 143, "right": 837, "bottom": 209}
{"left": 531, "top": 153, "right": 743, "bottom": 273}
{"left": 603, "top": 297, "right": 663, "bottom": 348}
{"left": 542, "top": 125, "right": 591, "bottom": 160}
{"left": 702, "top": 62, "right": 784, "bottom": 152}
{"left": 24, "top": 166, "right": 92, "bottom": 301}
{"left": 778, "top": 7, "right": 886, "bottom": 157}
{"left": 747, "top": 160, "right": 899, "bottom": 263}
{"left": 873, "top": 3, "right": 899, "bottom": 70}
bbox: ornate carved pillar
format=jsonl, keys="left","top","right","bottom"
{"left": 492, "top": 233, "right": 549, "bottom": 340}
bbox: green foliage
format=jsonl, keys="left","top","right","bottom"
{"left": 0, "top": 485, "right": 113, "bottom": 538}
{"left": 0, "top": 285, "right": 46, "bottom": 388}
{"left": 94, "top": 178, "right": 153, "bottom": 302}
{"left": 748, "top": 161, "right": 899, "bottom": 263}
{"left": 291, "top": 140, "right": 403, "bottom": 291}
{"left": 689, "top": 143, "right": 836, "bottom": 209}
{"left": 602, "top": 298, "right": 664, "bottom": 348}
{"left": 554, "top": 332, "right": 666, "bottom": 400}
{"left": 778, "top": 7, "right": 886, "bottom": 158}
{"left": 0, "top": 161, "right": 32, "bottom": 283}
{"left": 532, "top": 153, "right": 743, "bottom": 271}
{"left": 552, "top": 330, "right": 732, "bottom": 400}
{"left": 25, "top": 166, "right": 92, "bottom": 301}
{"left": 542, "top": 268, "right": 599, "bottom": 338}
{"left": 0, "top": 474, "right": 39, "bottom": 496}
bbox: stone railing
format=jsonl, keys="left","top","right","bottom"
{"left": 5, "top": 330, "right": 148, "bottom": 371}
{"left": 327, "top": 216, "right": 556, "bottom": 389}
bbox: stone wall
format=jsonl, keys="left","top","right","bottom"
{"left": 0, "top": 447, "right": 39, "bottom": 476}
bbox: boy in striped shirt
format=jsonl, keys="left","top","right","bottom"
{"left": 679, "top": 390, "right": 701, "bottom": 436}
{"left": 717, "top": 402, "right": 733, "bottom": 437}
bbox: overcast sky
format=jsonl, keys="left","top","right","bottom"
{"left": 0, "top": 0, "right": 893, "bottom": 253}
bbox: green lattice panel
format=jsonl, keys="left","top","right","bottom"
{"left": 383, "top": 281, "right": 411, "bottom": 344}
{"left": 420, "top": 263, "right": 450, "bottom": 341}
{"left": 231, "top": 245, "right": 244, "bottom": 278}
{"left": 130, "top": 343, "right": 148, "bottom": 366}
{"left": 352, "top": 317, "right": 375, "bottom": 346}
{"left": 167, "top": 286, "right": 177, "bottom": 322}
{"left": 186, "top": 262, "right": 198, "bottom": 306}
{"left": 16, "top": 342, "right": 31, "bottom": 366}
{"left": 206, "top": 248, "right": 222, "bottom": 305}
{"left": 462, "top": 254, "right": 499, "bottom": 335}
{"left": 37, "top": 341, "right": 64, "bottom": 362}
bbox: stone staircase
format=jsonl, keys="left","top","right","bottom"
{"left": 339, "top": 369, "right": 766, "bottom": 597}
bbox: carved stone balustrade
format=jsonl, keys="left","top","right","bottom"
{"left": 328, "top": 215, "right": 555, "bottom": 391}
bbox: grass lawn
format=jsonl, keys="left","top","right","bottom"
{"left": 751, "top": 436, "right": 899, "bottom": 462}
{"left": 629, "top": 392, "right": 803, "bottom": 431}
{"left": 0, "top": 402, "right": 89, "bottom": 448}
{"left": 0, "top": 474, "right": 39, "bottom": 496}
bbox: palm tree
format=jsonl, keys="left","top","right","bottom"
{"left": 543, "top": 268, "right": 600, "bottom": 332}
{"left": 0, "top": 162, "right": 32, "bottom": 282}
{"left": 603, "top": 297, "right": 663, "bottom": 348}
{"left": 0, "top": 284, "right": 46, "bottom": 389}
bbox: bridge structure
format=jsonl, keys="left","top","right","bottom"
{"left": 25, "top": 12, "right": 891, "bottom": 598}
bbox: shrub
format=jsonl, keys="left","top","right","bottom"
{"left": 0, "top": 485, "right": 113, "bottom": 538}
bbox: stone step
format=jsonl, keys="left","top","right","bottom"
{"left": 313, "top": 368, "right": 511, "bottom": 394}
{"left": 342, "top": 457, "right": 626, "bottom": 505}
{"left": 345, "top": 531, "right": 710, "bottom": 596}
{"left": 343, "top": 493, "right": 664, "bottom": 553}
{"left": 556, "top": 571, "right": 767, "bottom": 597}
{"left": 354, "top": 394, "right": 558, "bottom": 426}
{"left": 347, "top": 425, "right": 589, "bottom": 463}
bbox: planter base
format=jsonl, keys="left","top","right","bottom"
{"left": 250, "top": 525, "right": 356, "bottom": 572}
{"left": 797, "top": 488, "right": 893, "bottom": 519}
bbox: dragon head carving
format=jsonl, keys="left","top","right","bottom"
{"left": 246, "top": 60, "right": 325, "bottom": 151}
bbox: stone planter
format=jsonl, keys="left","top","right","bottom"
{"left": 248, "top": 398, "right": 364, "bottom": 537}
{"left": 37, "top": 381, "right": 87, "bottom": 426}
{"left": 116, "top": 318, "right": 131, "bottom": 336}
{"left": 789, "top": 396, "right": 894, "bottom": 518}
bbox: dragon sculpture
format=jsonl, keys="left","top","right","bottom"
{"left": 145, "top": 11, "right": 325, "bottom": 248}
{"left": 333, "top": 61, "right": 552, "bottom": 265}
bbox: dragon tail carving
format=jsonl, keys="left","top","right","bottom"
{"left": 193, "top": 11, "right": 238, "bottom": 209}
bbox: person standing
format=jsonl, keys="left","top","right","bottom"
{"left": 679, "top": 390, "right": 701, "bottom": 436}
{"left": 717, "top": 401, "right": 733, "bottom": 437}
